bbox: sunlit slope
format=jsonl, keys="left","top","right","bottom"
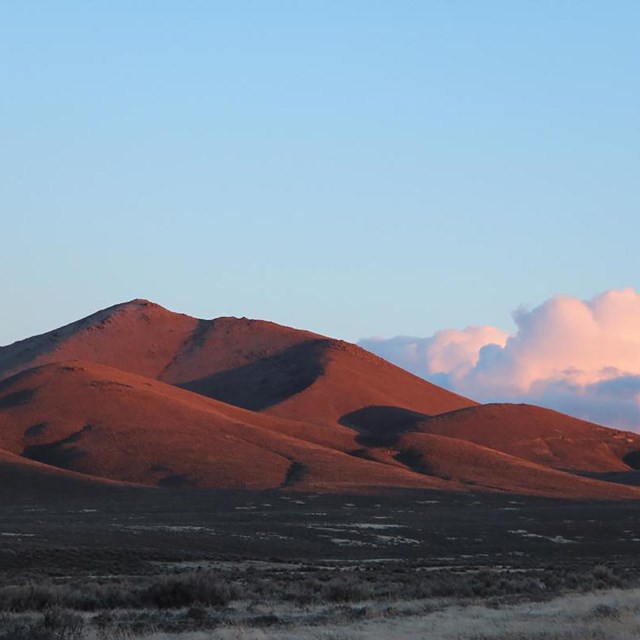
{"left": 415, "top": 403, "right": 640, "bottom": 473}
{"left": 393, "top": 432, "right": 640, "bottom": 499}
{"left": 0, "top": 300, "right": 475, "bottom": 423}
{"left": 1, "top": 299, "right": 640, "bottom": 498}
{"left": 0, "top": 361, "right": 455, "bottom": 491}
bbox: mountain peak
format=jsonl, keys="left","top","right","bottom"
{"left": 108, "top": 298, "right": 177, "bottom": 316}
{"left": 0, "top": 298, "right": 198, "bottom": 382}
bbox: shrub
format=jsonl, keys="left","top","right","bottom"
{"left": 589, "top": 603, "right": 621, "bottom": 620}
{"left": 0, "top": 609, "right": 83, "bottom": 640}
{"left": 0, "top": 584, "right": 60, "bottom": 612}
{"left": 144, "top": 572, "right": 236, "bottom": 608}
{"left": 43, "top": 608, "right": 84, "bottom": 640}
{"left": 322, "top": 577, "right": 372, "bottom": 603}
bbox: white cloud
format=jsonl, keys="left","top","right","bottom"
{"left": 359, "top": 288, "right": 640, "bottom": 430}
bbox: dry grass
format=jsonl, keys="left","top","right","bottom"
{"left": 0, "top": 563, "right": 628, "bottom": 615}
{"left": 111, "top": 587, "right": 640, "bottom": 639}
{"left": 3, "top": 587, "right": 640, "bottom": 639}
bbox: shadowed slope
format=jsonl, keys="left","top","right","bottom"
{"left": 178, "top": 338, "right": 475, "bottom": 421}
{"left": 0, "top": 446, "right": 134, "bottom": 498}
{"left": 159, "top": 315, "right": 322, "bottom": 386}
{"left": 340, "top": 406, "right": 431, "bottom": 444}
{"left": 177, "top": 340, "right": 325, "bottom": 411}
{"left": 415, "top": 403, "right": 640, "bottom": 473}
{"left": 0, "top": 301, "right": 321, "bottom": 385}
{"left": 0, "top": 361, "right": 456, "bottom": 492}
{"left": 261, "top": 340, "right": 475, "bottom": 426}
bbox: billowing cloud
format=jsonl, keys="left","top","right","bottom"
{"left": 359, "top": 288, "right": 640, "bottom": 431}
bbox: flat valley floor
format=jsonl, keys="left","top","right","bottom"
{"left": 2, "top": 487, "right": 640, "bottom": 639}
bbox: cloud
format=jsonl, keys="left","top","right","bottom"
{"left": 359, "top": 288, "right": 640, "bottom": 431}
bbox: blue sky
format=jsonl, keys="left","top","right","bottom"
{"left": 2, "top": 1, "right": 639, "bottom": 346}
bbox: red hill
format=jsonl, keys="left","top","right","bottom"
{"left": 415, "top": 403, "right": 640, "bottom": 473}
{"left": 393, "top": 432, "right": 640, "bottom": 499}
{"left": 0, "top": 361, "right": 453, "bottom": 492}
{"left": 0, "top": 300, "right": 474, "bottom": 421}
{"left": 1, "top": 300, "right": 640, "bottom": 499}
{"left": 0, "top": 446, "right": 132, "bottom": 499}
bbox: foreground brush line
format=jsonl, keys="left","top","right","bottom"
{"left": 2, "top": 585, "right": 640, "bottom": 639}
{"left": 0, "top": 562, "right": 628, "bottom": 614}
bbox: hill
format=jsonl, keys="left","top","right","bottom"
{"left": 1, "top": 300, "right": 640, "bottom": 499}
{"left": 415, "top": 403, "right": 640, "bottom": 473}
{"left": 0, "top": 361, "right": 454, "bottom": 492}
{"left": 0, "top": 300, "right": 475, "bottom": 421}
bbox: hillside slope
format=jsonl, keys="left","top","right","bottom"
{"left": 0, "top": 300, "right": 475, "bottom": 421}
{"left": 415, "top": 404, "right": 640, "bottom": 473}
{"left": 0, "top": 361, "right": 455, "bottom": 492}
{"left": 2, "top": 300, "right": 640, "bottom": 498}
{"left": 1, "top": 361, "right": 639, "bottom": 498}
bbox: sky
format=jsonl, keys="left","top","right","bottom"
{"left": 361, "top": 288, "right": 640, "bottom": 431}
{"left": 1, "top": 2, "right": 639, "bottom": 426}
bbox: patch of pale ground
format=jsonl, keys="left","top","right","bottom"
{"left": 110, "top": 587, "right": 640, "bottom": 640}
